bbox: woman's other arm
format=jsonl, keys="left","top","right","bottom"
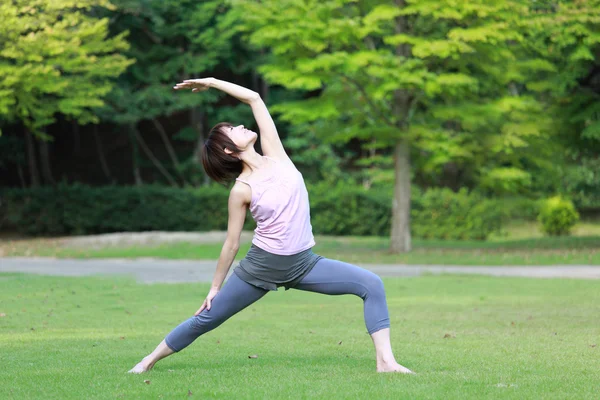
{"left": 195, "top": 183, "right": 250, "bottom": 315}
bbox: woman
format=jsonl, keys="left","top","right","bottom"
{"left": 128, "top": 78, "right": 413, "bottom": 374}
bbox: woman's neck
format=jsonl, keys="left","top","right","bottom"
{"left": 240, "top": 148, "right": 267, "bottom": 174}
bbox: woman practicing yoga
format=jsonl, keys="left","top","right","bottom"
{"left": 128, "top": 78, "right": 413, "bottom": 374}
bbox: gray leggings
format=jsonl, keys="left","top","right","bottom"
{"left": 164, "top": 258, "right": 390, "bottom": 352}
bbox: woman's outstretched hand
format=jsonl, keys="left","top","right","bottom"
{"left": 174, "top": 78, "right": 214, "bottom": 93}
{"left": 195, "top": 287, "right": 219, "bottom": 316}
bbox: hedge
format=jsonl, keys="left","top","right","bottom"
{"left": 0, "top": 184, "right": 242, "bottom": 235}
{"left": 1, "top": 183, "right": 506, "bottom": 240}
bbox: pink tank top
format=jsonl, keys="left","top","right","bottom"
{"left": 235, "top": 157, "right": 316, "bottom": 255}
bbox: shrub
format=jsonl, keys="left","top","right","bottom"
{"left": 411, "top": 188, "right": 503, "bottom": 240}
{"left": 495, "top": 197, "right": 541, "bottom": 221}
{"left": 308, "top": 182, "right": 391, "bottom": 236}
{"left": 2, "top": 183, "right": 504, "bottom": 240}
{"left": 1, "top": 183, "right": 252, "bottom": 235}
{"left": 537, "top": 196, "right": 580, "bottom": 236}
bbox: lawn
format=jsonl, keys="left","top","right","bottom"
{"left": 2, "top": 234, "right": 599, "bottom": 265}
{"left": 1, "top": 273, "right": 599, "bottom": 399}
{"left": 1, "top": 220, "right": 599, "bottom": 265}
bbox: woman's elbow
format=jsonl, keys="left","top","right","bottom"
{"left": 247, "top": 92, "right": 261, "bottom": 103}
{"left": 224, "top": 240, "right": 240, "bottom": 253}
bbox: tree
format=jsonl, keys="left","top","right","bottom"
{"left": 99, "top": 0, "right": 263, "bottom": 186}
{"left": 233, "top": 0, "right": 551, "bottom": 252}
{"left": 522, "top": 0, "right": 600, "bottom": 209}
{"left": 0, "top": 0, "right": 133, "bottom": 186}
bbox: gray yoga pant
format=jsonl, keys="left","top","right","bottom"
{"left": 164, "top": 258, "right": 391, "bottom": 352}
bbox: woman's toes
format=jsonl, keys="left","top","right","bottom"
{"left": 377, "top": 362, "right": 414, "bottom": 374}
{"left": 128, "top": 359, "right": 151, "bottom": 374}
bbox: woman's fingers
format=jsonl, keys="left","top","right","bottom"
{"left": 173, "top": 82, "right": 209, "bottom": 91}
{"left": 193, "top": 295, "right": 214, "bottom": 316}
{"left": 192, "top": 289, "right": 218, "bottom": 316}
{"left": 195, "top": 301, "right": 206, "bottom": 316}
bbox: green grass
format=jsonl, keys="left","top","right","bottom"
{"left": 489, "top": 219, "right": 600, "bottom": 240}
{"left": 4, "top": 235, "right": 598, "bottom": 265}
{"left": 1, "top": 273, "right": 599, "bottom": 399}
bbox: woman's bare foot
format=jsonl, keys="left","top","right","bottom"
{"left": 377, "top": 360, "right": 414, "bottom": 374}
{"left": 128, "top": 356, "right": 154, "bottom": 374}
{"left": 128, "top": 340, "right": 174, "bottom": 374}
{"left": 370, "top": 328, "right": 414, "bottom": 373}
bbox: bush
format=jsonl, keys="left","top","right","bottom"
{"left": 411, "top": 188, "right": 503, "bottom": 240}
{"left": 308, "top": 182, "right": 392, "bottom": 236}
{"left": 2, "top": 183, "right": 504, "bottom": 240}
{"left": 2, "top": 183, "right": 255, "bottom": 235}
{"left": 537, "top": 196, "right": 580, "bottom": 236}
{"left": 495, "top": 197, "right": 541, "bottom": 221}
{"left": 304, "top": 183, "right": 503, "bottom": 240}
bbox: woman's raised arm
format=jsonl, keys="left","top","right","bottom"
{"left": 174, "top": 78, "right": 288, "bottom": 160}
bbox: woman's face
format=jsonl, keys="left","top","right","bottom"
{"left": 226, "top": 124, "right": 257, "bottom": 150}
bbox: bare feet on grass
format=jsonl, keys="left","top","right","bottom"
{"left": 370, "top": 328, "right": 414, "bottom": 374}
{"left": 128, "top": 356, "right": 154, "bottom": 374}
{"left": 128, "top": 340, "right": 174, "bottom": 374}
{"left": 377, "top": 360, "right": 414, "bottom": 374}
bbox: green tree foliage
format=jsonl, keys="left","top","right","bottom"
{"left": 524, "top": 0, "right": 600, "bottom": 143}
{"left": 561, "top": 157, "right": 600, "bottom": 209}
{"left": 0, "top": 0, "right": 133, "bottom": 138}
{"left": 101, "top": 0, "right": 239, "bottom": 123}
{"left": 232, "top": 0, "right": 552, "bottom": 251}
{"left": 522, "top": 1, "right": 600, "bottom": 208}
{"left": 99, "top": 0, "right": 259, "bottom": 186}
{"left": 1, "top": 0, "right": 598, "bottom": 238}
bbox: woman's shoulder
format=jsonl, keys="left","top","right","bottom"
{"left": 230, "top": 180, "right": 252, "bottom": 204}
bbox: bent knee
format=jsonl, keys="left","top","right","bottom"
{"left": 356, "top": 271, "right": 385, "bottom": 298}
{"left": 365, "top": 272, "right": 384, "bottom": 292}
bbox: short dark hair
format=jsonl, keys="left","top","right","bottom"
{"left": 201, "top": 122, "right": 243, "bottom": 185}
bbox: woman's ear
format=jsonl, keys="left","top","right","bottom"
{"left": 224, "top": 147, "right": 241, "bottom": 160}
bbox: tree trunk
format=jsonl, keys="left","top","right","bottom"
{"left": 259, "top": 49, "right": 270, "bottom": 100}
{"left": 261, "top": 78, "right": 270, "bottom": 103}
{"left": 389, "top": 1, "right": 412, "bottom": 253}
{"left": 190, "top": 107, "right": 210, "bottom": 186}
{"left": 128, "top": 125, "right": 143, "bottom": 186}
{"left": 93, "top": 125, "right": 113, "bottom": 183}
{"left": 133, "top": 125, "right": 178, "bottom": 186}
{"left": 251, "top": 69, "right": 260, "bottom": 93}
{"left": 39, "top": 133, "right": 55, "bottom": 186}
{"left": 17, "top": 165, "right": 26, "bottom": 188}
{"left": 390, "top": 139, "right": 411, "bottom": 253}
{"left": 151, "top": 118, "right": 188, "bottom": 185}
{"left": 72, "top": 120, "right": 81, "bottom": 154}
{"left": 24, "top": 127, "right": 40, "bottom": 187}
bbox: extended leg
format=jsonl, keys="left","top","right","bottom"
{"left": 129, "top": 273, "right": 268, "bottom": 373}
{"left": 293, "top": 258, "right": 413, "bottom": 373}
